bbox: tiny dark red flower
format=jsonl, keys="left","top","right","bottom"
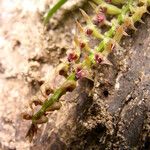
{"left": 67, "top": 52, "right": 78, "bottom": 62}
{"left": 86, "top": 28, "right": 93, "bottom": 36}
{"left": 95, "top": 54, "right": 103, "bottom": 64}
{"left": 80, "top": 42, "right": 86, "bottom": 49}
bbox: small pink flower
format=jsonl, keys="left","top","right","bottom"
{"left": 97, "top": 13, "right": 105, "bottom": 23}
{"left": 94, "top": 12, "right": 106, "bottom": 26}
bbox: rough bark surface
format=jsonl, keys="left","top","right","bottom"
{"left": 31, "top": 15, "right": 150, "bottom": 150}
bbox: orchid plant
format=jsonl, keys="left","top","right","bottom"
{"left": 23, "top": 0, "right": 150, "bottom": 142}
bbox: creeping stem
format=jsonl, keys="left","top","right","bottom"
{"left": 32, "top": 73, "right": 76, "bottom": 123}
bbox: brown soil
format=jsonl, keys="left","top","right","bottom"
{"left": 0, "top": 0, "right": 149, "bottom": 150}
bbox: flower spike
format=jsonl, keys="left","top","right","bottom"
{"left": 24, "top": 0, "right": 150, "bottom": 142}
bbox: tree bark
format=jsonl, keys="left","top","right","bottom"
{"left": 31, "top": 14, "right": 150, "bottom": 150}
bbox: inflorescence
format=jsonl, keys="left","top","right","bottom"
{"left": 23, "top": 0, "right": 150, "bottom": 142}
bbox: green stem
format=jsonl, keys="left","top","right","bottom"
{"left": 32, "top": 73, "right": 76, "bottom": 123}
{"left": 97, "top": 0, "right": 133, "bottom": 52}
{"left": 44, "top": 0, "right": 68, "bottom": 25}
{"left": 112, "top": 0, "right": 126, "bottom": 5}
{"left": 93, "top": 0, "right": 126, "bottom": 5}
{"left": 93, "top": 0, "right": 122, "bottom": 15}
